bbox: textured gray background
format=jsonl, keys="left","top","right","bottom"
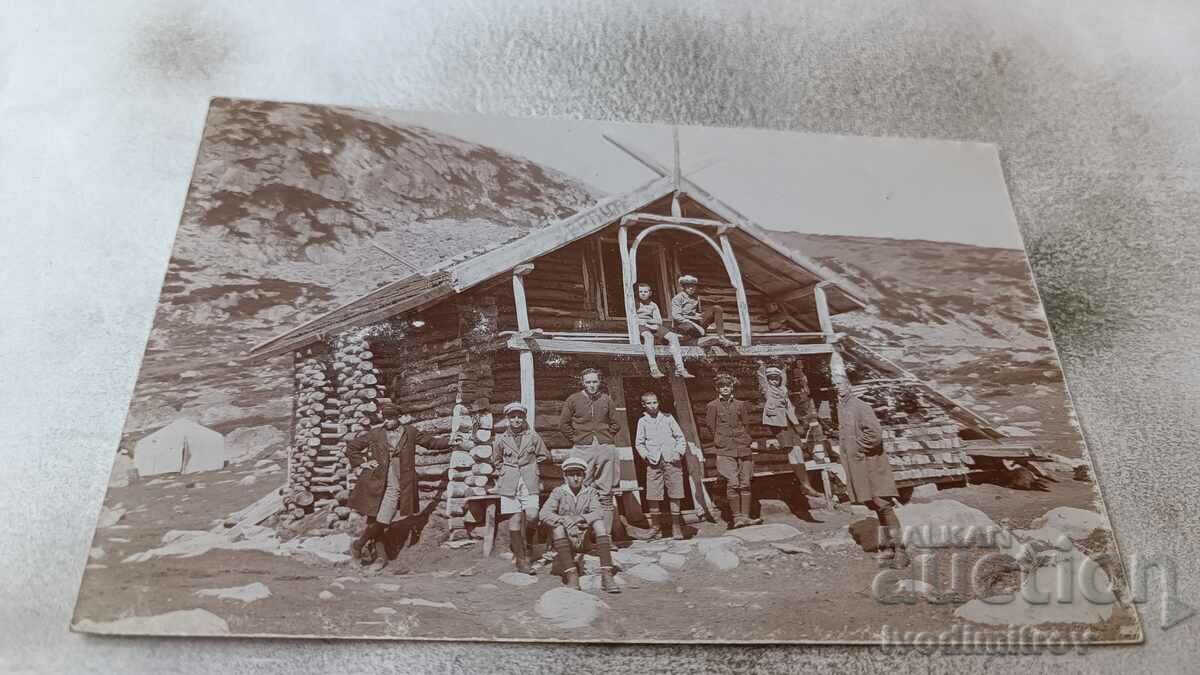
{"left": 2, "top": 1, "right": 1198, "bottom": 672}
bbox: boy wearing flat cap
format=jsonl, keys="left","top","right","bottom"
{"left": 492, "top": 401, "right": 550, "bottom": 574}
{"left": 706, "top": 373, "right": 762, "bottom": 529}
{"left": 347, "top": 401, "right": 467, "bottom": 573}
{"left": 669, "top": 274, "right": 735, "bottom": 348}
{"left": 539, "top": 457, "right": 621, "bottom": 593}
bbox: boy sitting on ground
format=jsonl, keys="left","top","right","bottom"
{"left": 539, "top": 457, "right": 621, "bottom": 593}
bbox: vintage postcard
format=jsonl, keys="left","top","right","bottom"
{"left": 73, "top": 99, "right": 1141, "bottom": 646}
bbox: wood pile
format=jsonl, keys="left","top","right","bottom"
{"left": 331, "top": 331, "right": 389, "bottom": 511}
{"left": 443, "top": 408, "right": 499, "bottom": 541}
{"left": 284, "top": 352, "right": 346, "bottom": 523}
{"left": 856, "top": 380, "right": 970, "bottom": 484}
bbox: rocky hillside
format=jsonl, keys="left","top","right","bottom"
{"left": 123, "top": 99, "right": 598, "bottom": 437}
{"left": 780, "top": 232, "right": 1081, "bottom": 454}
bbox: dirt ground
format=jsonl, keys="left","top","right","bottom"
{"left": 72, "top": 455, "right": 1140, "bottom": 643}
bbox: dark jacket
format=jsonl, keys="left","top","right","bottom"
{"left": 559, "top": 390, "right": 621, "bottom": 446}
{"left": 705, "top": 398, "right": 754, "bottom": 457}
{"left": 835, "top": 394, "right": 898, "bottom": 503}
{"left": 491, "top": 428, "right": 549, "bottom": 497}
{"left": 346, "top": 424, "right": 451, "bottom": 519}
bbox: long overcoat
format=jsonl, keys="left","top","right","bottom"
{"left": 346, "top": 425, "right": 451, "bottom": 520}
{"left": 836, "top": 395, "right": 899, "bottom": 503}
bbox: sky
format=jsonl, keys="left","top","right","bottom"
{"left": 383, "top": 110, "right": 1024, "bottom": 250}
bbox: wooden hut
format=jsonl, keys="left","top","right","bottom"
{"left": 250, "top": 157, "right": 1017, "bottom": 535}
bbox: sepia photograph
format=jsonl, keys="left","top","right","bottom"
{"left": 71, "top": 98, "right": 1142, "bottom": 644}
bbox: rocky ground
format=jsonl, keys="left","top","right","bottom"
{"left": 74, "top": 453, "right": 1139, "bottom": 643}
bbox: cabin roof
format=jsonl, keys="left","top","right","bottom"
{"left": 250, "top": 174, "right": 871, "bottom": 359}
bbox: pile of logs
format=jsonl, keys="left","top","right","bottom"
{"left": 443, "top": 409, "right": 499, "bottom": 541}
{"left": 284, "top": 353, "right": 349, "bottom": 522}
{"left": 857, "top": 380, "right": 971, "bottom": 483}
{"left": 332, "top": 331, "right": 387, "bottom": 485}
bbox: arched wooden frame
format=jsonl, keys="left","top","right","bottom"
{"left": 618, "top": 222, "right": 752, "bottom": 347}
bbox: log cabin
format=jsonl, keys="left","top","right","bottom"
{"left": 250, "top": 150, "right": 1019, "bottom": 537}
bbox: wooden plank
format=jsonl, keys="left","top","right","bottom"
{"left": 719, "top": 232, "right": 753, "bottom": 347}
{"left": 618, "top": 224, "right": 640, "bottom": 344}
{"left": 506, "top": 336, "right": 833, "bottom": 358}
{"left": 670, "top": 376, "right": 717, "bottom": 519}
{"left": 511, "top": 264, "right": 534, "bottom": 332}
{"left": 451, "top": 176, "right": 675, "bottom": 292}
{"left": 813, "top": 281, "right": 834, "bottom": 336}
{"left": 482, "top": 501, "right": 498, "bottom": 557}
{"left": 620, "top": 212, "right": 728, "bottom": 229}
{"left": 512, "top": 264, "right": 537, "bottom": 428}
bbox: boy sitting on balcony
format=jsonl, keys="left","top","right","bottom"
{"left": 635, "top": 281, "right": 692, "bottom": 379}
{"left": 669, "top": 275, "right": 736, "bottom": 348}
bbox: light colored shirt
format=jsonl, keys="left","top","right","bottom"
{"left": 636, "top": 300, "right": 662, "bottom": 331}
{"left": 635, "top": 412, "right": 687, "bottom": 464}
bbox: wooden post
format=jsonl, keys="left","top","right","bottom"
{"left": 483, "top": 501, "right": 498, "bottom": 557}
{"left": 814, "top": 281, "right": 833, "bottom": 338}
{"left": 718, "top": 232, "right": 753, "bottom": 347}
{"left": 513, "top": 264, "right": 536, "bottom": 428}
{"left": 618, "top": 225, "right": 640, "bottom": 344}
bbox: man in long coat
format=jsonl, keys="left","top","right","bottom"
{"left": 347, "top": 401, "right": 460, "bottom": 573}
{"left": 834, "top": 377, "right": 909, "bottom": 568}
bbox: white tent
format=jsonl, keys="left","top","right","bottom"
{"left": 134, "top": 419, "right": 227, "bottom": 476}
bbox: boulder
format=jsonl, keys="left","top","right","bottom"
{"left": 771, "top": 542, "right": 807, "bottom": 555}
{"left": 695, "top": 537, "right": 740, "bottom": 553}
{"left": 728, "top": 523, "right": 802, "bottom": 543}
{"left": 373, "top": 607, "right": 397, "bottom": 615}
{"left": 499, "top": 572, "right": 539, "bottom": 587}
{"left": 955, "top": 548, "right": 1113, "bottom": 626}
{"left": 756, "top": 499, "right": 792, "bottom": 515}
{"left": 96, "top": 505, "right": 126, "bottom": 529}
{"left": 579, "top": 574, "right": 628, "bottom": 593}
{"left": 1030, "top": 507, "right": 1107, "bottom": 541}
{"left": 226, "top": 425, "right": 288, "bottom": 464}
{"left": 897, "top": 500, "right": 1000, "bottom": 547}
{"left": 195, "top": 582, "right": 271, "bottom": 603}
{"left": 238, "top": 475, "right": 257, "bottom": 487}
{"left": 535, "top": 588, "right": 609, "bottom": 629}
{"left": 109, "top": 454, "right": 137, "bottom": 488}
{"left": 612, "top": 550, "right": 654, "bottom": 567}
{"left": 658, "top": 553, "right": 687, "bottom": 570}
{"left": 911, "top": 483, "right": 939, "bottom": 500}
{"left": 627, "top": 563, "right": 671, "bottom": 583}
{"left": 743, "top": 548, "right": 782, "bottom": 562}
{"left": 848, "top": 518, "right": 882, "bottom": 552}
{"left": 318, "top": 590, "right": 335, "bottom": 600}
{"left": 705, "top": 547, "right": 740, "bottom": 571}
{"left": 73, "top": 609, "right": 230, "bottom": 636}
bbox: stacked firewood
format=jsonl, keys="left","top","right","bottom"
{"left": 855, "top": 380, "right": 969, "bottom": 483}
{"left": 443, "top": 410, "right": 498, "bottom": 540}
{"left": 284, "top": 354, "right": 340, "bottom": 521}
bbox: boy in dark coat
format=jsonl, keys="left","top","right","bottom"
{"left": 833, "top": 377, "right": 909, "bottom": 569}
{"left": 705, "top": 373, "right": 762, "bottom": 528}
{"left": 347, "top": 401, "right": 464, "bottom": 573}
